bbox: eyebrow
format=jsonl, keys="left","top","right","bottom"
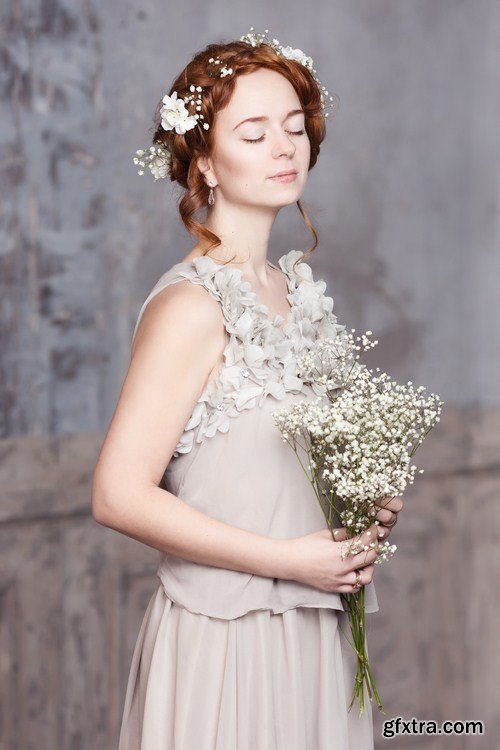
{"left": 233, "top": 109, "right": 305, "bottom": 131}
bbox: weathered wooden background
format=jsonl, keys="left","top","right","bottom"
{"left": 1, "top": 1, "right": 498, "bottom": 748}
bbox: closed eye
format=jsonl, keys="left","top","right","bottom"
{"left": 243, "top": 130, "right": 306, "bottom": 144}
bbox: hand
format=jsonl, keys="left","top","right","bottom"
{"left": 373, "top": 495, "right": 404, "bottom": 540}
{"left": 281, "top": 522, "right": 379, "bottom": 594}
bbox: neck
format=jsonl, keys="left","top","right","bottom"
{"left": 202, "top": 198, "right": 281, "bottom": 283}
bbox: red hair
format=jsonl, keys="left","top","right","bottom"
{"left": 150, "top": 39, "right": 338, "bottom": 271}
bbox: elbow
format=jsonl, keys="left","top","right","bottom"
{"left": 91, "top": 492, "right": 109, "bottom": 526}
{"left": 91, "top": 468, "right": 149, "bottom": 529}
{"left": 91, "top": 474, "right": 114, "bottom": 526}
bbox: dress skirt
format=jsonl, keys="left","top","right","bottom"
{"left": 118, "top": 584, "right": 374, "bottom": 750}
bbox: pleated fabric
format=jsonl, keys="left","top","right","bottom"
{"left": 118, "top": 584, "right": 374, "bottom": 750}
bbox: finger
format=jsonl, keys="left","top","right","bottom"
{"left": 390, "top": 497, "right": 404, "bottom": 512}
{"left": 337, "top": 523, "right": 378, "bottom": 564}
{"left": 343, "top": 565, "right": 374, "bottom": 592}
{"left": 332, "top": 527, "right": 347, "bottom": 542}
{"left": 383, "top": 514, "right": 398, "bottom": 527}
{"left": 375, "top": 496, "right": 404, "bottom": 512}
{"left": 338, "top": 573, "right": 364, "bottom": 593}
{"left": 338, "top": 583, "right": 365, "bottom": 593}
{"left": 344, "top": 543, "right": 378, "bottom": 570}
{"left": 359, "top": 522, "right": 378, "bottom": 540}
{"left": 335, "top": 523, "right": 376, "bottom": 548}
{"left": 376, "top": 524, "right": 390, "bottom": 539}
{"left": 352, "top": 524, "right": 378, "bottom": 550}
{"left": 376, "top": 508, "right": 396, "bottom": 524}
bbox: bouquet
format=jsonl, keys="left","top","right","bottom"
{"left": 272, "top": 328, "right": 443, "bottom": 716}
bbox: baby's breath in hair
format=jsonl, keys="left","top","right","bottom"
{"left": 133, "top": 145, "right": 172, "bottom": 180}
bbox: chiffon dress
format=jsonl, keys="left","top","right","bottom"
{"left": 118, "top": 250, "right": 378, "bottom": 750}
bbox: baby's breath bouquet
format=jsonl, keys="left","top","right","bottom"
{"left": 272, "top": 329, "right": 443, "bottom": 717}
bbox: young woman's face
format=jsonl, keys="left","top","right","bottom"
{"left": 199, "top": 68, "right": 311, "bottom": 209}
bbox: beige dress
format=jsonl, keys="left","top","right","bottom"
{"left": 118, "top": 250, "right": 379, "bottom": 750}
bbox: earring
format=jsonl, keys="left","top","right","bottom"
{"left": 208, "top": 184, "right": 215, "bottom": 206}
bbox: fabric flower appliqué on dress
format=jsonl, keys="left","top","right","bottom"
{"left": 171, "top": 249, "right": 345, "bottom": 457}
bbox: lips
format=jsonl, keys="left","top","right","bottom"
{"left": 270, "top": 169, "right": 297, "bottom": 178}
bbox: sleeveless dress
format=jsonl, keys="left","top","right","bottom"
{"left": 118, "top": 249, "right": 379, "bottom": 750}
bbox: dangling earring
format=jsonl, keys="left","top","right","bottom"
{"left": 208, "top": 183, "right": 215, "bottom": 206}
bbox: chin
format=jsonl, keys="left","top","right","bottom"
{"left": 271, "top": 196, "right": 301, "bottom": 209}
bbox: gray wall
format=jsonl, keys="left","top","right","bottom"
{"left": 1, "top": 2, "right": 497, "bottom": 748}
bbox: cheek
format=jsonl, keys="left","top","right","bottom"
{"left": 217, "top": 143, "right": 267, "bottom": 182}
{"left": 299, "top": 137, "right": 311, "bottom": 165}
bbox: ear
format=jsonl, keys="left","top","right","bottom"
{"left": 196, "top": 154, "right": 217, "bottom": 187}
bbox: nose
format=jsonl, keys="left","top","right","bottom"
{"left": 272, "top": 130, "right": 296, "bottom": 159}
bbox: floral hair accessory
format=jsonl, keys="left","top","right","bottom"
{"left": 159, "top": 89, "right": 205, "bottom": 134}
{"left": 239, "top": 27, "right": 334, "bottom": 117}
{"left": 133, "top": 145, "right": 172, "bottom": 180}
{"left": 133, "top": 26, "right": 334, "bottom": 179}
{"left": 133, "top": 71, "right": 226, "bottom": 179}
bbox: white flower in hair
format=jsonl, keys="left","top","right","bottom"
{"left": 149, "top": 153, "right": 170, "bottom": 180}
{"left": 133, "top": 145, "right": 171, "bottom": 179}
{"left": 160, "top": 91, "right": 197, "bottom": 135}
{"left": 280, "top": 46, "right": 314, "bottom": 71}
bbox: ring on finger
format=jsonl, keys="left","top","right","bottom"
{"left": 353, "top": 569, "right": 362, "bottom": 590}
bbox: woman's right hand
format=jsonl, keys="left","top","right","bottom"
{"left": 281, "top": 522, "right": 379, "bottom": 594}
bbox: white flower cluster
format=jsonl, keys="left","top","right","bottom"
{"left": 273, "top": 329, "right": 444, "bottom": 564}
{"left": 133, "top": 145, "right": 171, "bottom": 180}
{"left": 338, "top": 531, "right": 396, "bottom": 565}
{"left": 159, "top": 87, "right": 209, "bottom": 136}
{"left": 294, "top": 328, "right": 378, "bottom": 394}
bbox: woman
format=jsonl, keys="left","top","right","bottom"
{"left": 92, "top": 29, "right": 403, "bottom": 750}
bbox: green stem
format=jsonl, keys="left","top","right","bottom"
{"left": 340, "top": 589, "right": 386, "bottom": 716}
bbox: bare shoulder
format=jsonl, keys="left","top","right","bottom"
{"left": 92, "top": 278, "right": 227, "bottom": 504}
{"left": 131, "top": 278, "right": 225, "bottom": 360}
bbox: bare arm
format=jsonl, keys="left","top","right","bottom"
{"left": 91, "top": 280, "right": 290, "bottom": 580}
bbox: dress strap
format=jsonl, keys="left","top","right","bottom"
{"left": 266, "top": 259, "right": 280, "bottom": 271}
